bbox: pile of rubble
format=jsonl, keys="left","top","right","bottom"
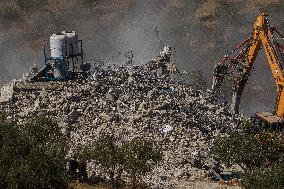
{"left": 0, "top": 51, "right": 245, "bottom": 188}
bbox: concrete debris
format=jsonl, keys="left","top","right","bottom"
{"left": 0, "top": 54, "right": 245, "bottom": 188}
{"left": 160, "top": 124, "right": 173, "bottom": 134}
{"left": 0, "top": 81, "right": 15, "bottom": 103}
{"left": 144, "top": 45, "right": 179, "bottom": 76}
{"left": 66, "top": 109, "right": 81, "bottom": 124}
{"left": 211, "top": 170, "right": 240, "bottom": 182}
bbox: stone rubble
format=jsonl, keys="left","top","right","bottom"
{"left": 0, "top": 81, "right": 16, "bottom": 103}
{"left": 0, "top": 57, "right": 245, "bottom": 188}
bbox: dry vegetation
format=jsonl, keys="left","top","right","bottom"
{"left": 194, "top": 0, "right": 282, "bottom": 29}
{"left": 70, "top": 182, "right": 147, "bottom": 189}
{"left": 194, "top": 0, "right": 228, "bottom": 29}
{"left": 167, "top": 0, "right": 186, "bottom": 9}
{"left": 92, "top": 0, "right": 135, "bottom": 11}
{"left": 195, "top": 0, "right": 219, "bottom": 18}
{"left": 243, "top": 0, "right": 281, "bottom": 13}
{"left": 0, "top": 0, "right": 135, "bottom": 50}
{"left": 70, "top": 183, "right": 110, "bottom": 189}
{"left": 0, "top": 0, "right": 282, "bottom": 50}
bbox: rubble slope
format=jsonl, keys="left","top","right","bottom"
{"left": 0, "top": 64, "right": 244, "bottom": 188}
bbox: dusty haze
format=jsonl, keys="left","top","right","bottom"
{"left": 0, "top": 0, "right": 283, "bottom": 115}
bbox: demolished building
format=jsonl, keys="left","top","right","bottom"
{"left": 0, "top": 46, "right": 245, "bottom": 188}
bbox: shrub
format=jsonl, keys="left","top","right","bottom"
{"left": 0, "top": 116, "right": 68, "bottom": 189}
{"left": 211, "top": 121, "right": 284, "bottom": 170}
{"left": 0, "top": 5, "right": 20, "bottom": 21}
{"left": 77, "top": 134, "right": 124, "bottom": 188}
{"left": 76, "top": 135, "right": 162, "bottom": 189}
{"left": 25, "top": 117, "right": 66, "bottom": 145}
{"left": 122, "top": 138, "right": 162, "bottom": 189}
{"left": 16, "top": 0, "right": 47, "bottom": 11}
{"left": 83, "top": 0, "right": 100, "bottom": 5}
{"left": 0, "top": 121, "right": 31, "bottom": 189}
{"left": 211, "top": 121, "right": 284, "bottom": 188}
{"left": 242, "top": 161, "right": 284, "bottom": 189}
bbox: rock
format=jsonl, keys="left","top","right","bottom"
{"left": 160, "top": 124, "right": 173, "bottom": 134}
{"left": 160, "top": 176, "right": 168, "bottom": 182}
{"left": 66, "top": 109, "right": 81, "bottom": 124}
{"left": 174, "top": 170, "right": 183, "bottom": 177}
{"left": 0, "top": 81, "right": 15, "bottom": 103}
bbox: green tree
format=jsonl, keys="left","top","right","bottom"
{"left": 0, "top": 120, "right": 31, "bottom": 189}
{"left": 211, "top": 121, "right": 284, "bottom": 189}
{"left": 122, "top": 139, "right": 162, "bottom": 189}
{"left": 0, "top": 116, "right": 68, "bottom": 189}
{"left": 77, "top": 134, "right": 124, "bottom": 188}
{"left": 242, "top": 161, "right": 284, "bottom": 189}
{"left": 76, "top": 135, "right": 162, "bottom": 189}
{"left": 211, "top": 121, "right": 284, "bottom": 170}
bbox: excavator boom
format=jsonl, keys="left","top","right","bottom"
{"left": 212, "top": 13, "right": 284, "bottom": 127}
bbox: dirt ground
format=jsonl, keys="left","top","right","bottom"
{"left": 70, "top": 180, "right": 241, "bottom": 189}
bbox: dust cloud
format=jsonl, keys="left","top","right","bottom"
{"left": 0, "top": 0, "right": 283, "bottom": 115}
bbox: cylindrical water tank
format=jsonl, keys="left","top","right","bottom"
{"left": 62, "top": 31, "right": 79, "bottom": 56}
{"left": 50, "top": 33, "right": 67, "bottom": 58}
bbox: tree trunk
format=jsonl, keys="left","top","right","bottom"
{"left": 131, "top": 172, "right": 137, "bottom": 189}
{"left": 115, "top": 167, "right": 123, "bottom": 188}
{"left": 109, "top": 170, "right": 115, "bottom": 189}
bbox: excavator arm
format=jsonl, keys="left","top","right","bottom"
{"left": 212, "top": 13, "right": 284, "bottom": 126}
{"left": 261, "top": 32, "right": 284, "bottom": 118}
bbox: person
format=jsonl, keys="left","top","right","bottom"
{"left": 68, "top": 155, "right": 79, "bottom": 181}
{"left": 78, "top": 160, "right": 88, "bottom": 182}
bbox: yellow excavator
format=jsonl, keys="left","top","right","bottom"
{"left": 212, "top": 13, "right": 284, "bottom": 127}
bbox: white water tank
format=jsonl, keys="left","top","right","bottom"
{"left": 62, "top": 31, "right": 79, "bottom": 56}
{"left": 50, "top": 33, "right": 67, "bottom": 58}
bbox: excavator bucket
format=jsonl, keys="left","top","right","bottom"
{"left": 254, "top": 112, "right": 284, "bottom": 128}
